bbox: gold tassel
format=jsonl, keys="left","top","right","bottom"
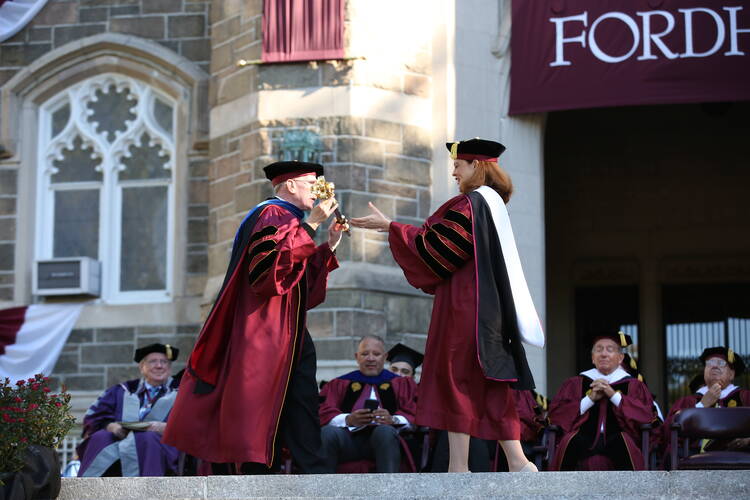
{"left": 450, "top": 142, "right": 459, "bottom": 159}
{"left": 728, "top": 348, "right": 735, "bottom": 364}
{"left": 618, "top": 331, "right": 627, "bottom": 347}
{"left": 165, "top": 344, "right": 173, "bottom": 361}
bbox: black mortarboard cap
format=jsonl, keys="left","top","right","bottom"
{"left": 387, "top": 343, "right": 424, "bottom": 370}
{"left": 699, "top": 346, "right": 745, "bottom": 376}
{"left": 589, "top": 331, "right": 633, "bottom": 348}
{"left": 134, "top": 343, "right": 179, "bottom": 363}
{"left": 263, "top": 161, "right": 324, "bottom": 185}
{"left": 446, "top": 138, "right": 506, "bottom": 162}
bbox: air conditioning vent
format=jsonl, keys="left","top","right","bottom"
{"left": 33, "top": 257, "right": 101, "bottom": 296}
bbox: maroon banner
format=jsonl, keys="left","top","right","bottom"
{"left": 262, "top": 0, "right": 344, "bottom": 63}
{"left": 510, "top": 0, "right": 750, "bottom": 115}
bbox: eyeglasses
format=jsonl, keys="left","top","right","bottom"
{"left": 706, "top": 358, "right": 728, "bottom": 368}
{"left": 145, "top": 359, "right": 170, "bottom": 366}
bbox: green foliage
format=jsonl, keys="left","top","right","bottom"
{"left": 0, "top": 374, "right": 75, "bottom": 475}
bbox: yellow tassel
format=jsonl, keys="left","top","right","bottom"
{"left": 165, "top": 344, "right": 172, "bottom": 361}
{"left": 638, "top": 374, "right": 643, "bottom": 382}
{"left": 728, "top": 348, "right": 735, "bottom": 364}
{"left": 618, "top": 331, "right": 627, "bottom": 347}
{"left": 450, "top": 142, "right": 459, "bottom": 159}
{"left": 630, "top": 358, "right": 637, "bottom": 370}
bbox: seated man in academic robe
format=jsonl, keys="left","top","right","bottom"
{"left": 660, "top": 347, "right": 750, "bottom": 462}
{"left": 320, "top": 335, "right": 418, "bottom": 472}
{"left": 548, "top": 332, "right": 654, "bottom": 471}
{"left": 77, "top": 343, "right": 180, "bottom": 477}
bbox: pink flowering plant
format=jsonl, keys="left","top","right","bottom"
{"left": 0, "top": 374, "right": 75, "bottom": 476}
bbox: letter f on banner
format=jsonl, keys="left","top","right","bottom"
{"left": 549, "top": 13, "right": 588, "bottom": 67}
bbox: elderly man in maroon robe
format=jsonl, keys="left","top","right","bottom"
{"left": 77, "top": 343, "right": 180, "bottom": 476}
{"left": 548, "top": 332, "right": 654, "bottom": 470}
{"left": 162, "top": 161, "right": 343, "bottom": 474}
{"left": 319, "top": 335, "right": 418, "bottom": 472}
{"left": 659, "top": 347, "right": 749, "bottom": 464}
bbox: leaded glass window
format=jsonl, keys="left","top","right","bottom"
{"left": 37, "top": 74, "right": 176, "bottom": 303}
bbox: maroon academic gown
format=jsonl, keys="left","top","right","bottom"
{"left": 388, "top": 194, "right": 534, "bottom": 441}
{"left": 514, "top": 390, "right": 547, "bottom": 443}
{"left": 658, "top": 384, "right": 750, "bottom": 461}
{"left": 319, "top": 371, "right": 418, "bottom": 426}
{"left": 548, "top": 369, "right": 654, "bottom": 470}
{"left": 163, "top": 202, "right": 337, "bottom": 465}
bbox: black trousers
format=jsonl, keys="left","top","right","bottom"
{"left": 213, "top": 330, "right": 328, "bottom": 475}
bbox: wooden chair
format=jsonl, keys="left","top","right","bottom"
{"left": 670, "top": 407, "right": 750, "bottom": 470}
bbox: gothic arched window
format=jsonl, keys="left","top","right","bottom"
{"left": 36, "top": 74, "right": 175, "bottom": 303}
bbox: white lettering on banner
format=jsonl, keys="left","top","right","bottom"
{"left": 637, "top": 10, "right": 679, "bottom": 61}
{"left": 549, "top": 13, "right": 588, "bottom": 67}
{"left": 589, "top": 12, "right": 640, "bottom": 63}
{"left": 680, "top": 8, "right": 725, "bottom": 58}
{"left": 549, "top": 6, "right": 748, "bottom": 66}
{"left": 724, "top": 6, "right": 750, "bottom": 56}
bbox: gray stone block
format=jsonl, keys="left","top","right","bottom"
{"left": 320, "top": 290, "right": 362, "bottom": 308}
{"left": 403, "top": 125, "right": 433, "bottom": 160}
{"left": 53, "top": 353, "right": 79, "bottom": 374}
{"left": 168, "top": 14, "right": 206, "bottom": 38}
{"left": 187, "top": 218, "right": 208, "bottom": 244}
{"left": 0, "top": 218, "right": 16, "bottom": 241}
{"left": 314, "top": 337, "right": 359, "bottom": 360}
{"left": 0, "top": 286, "right": 12, "bottom": 301}
{"left": 143, "top": 0, "right": 182, "bottom": 14}
{"left": 318, "top": 116, "right": 364, "bottom": 136}
{"left": 29, "top": 27, "right": 51, "bottom": 42}
{"left": 110, "top": 16, "right": 164, "bottom": 39}
{"left": 384, "top": 156, "right": 431, "bottom": 186}
{"left": 325, "top": 163, "right": 366, "bottom": 191}
{"left": 364, "top": 119, "right": 402, "bottom": 142}
{"left": 59, "top": 476, "right": 204, "bottom": 500}
{"left": 307, "top": 310, "right": 333, "bottom": 338}
{"left": 396, "top": 199, "right": 417, "bottom": 218}
{"left": 62, "top": 374, "right": 104, "bottom": 391}
{"left": 386, "top": 294, "right": 433, "bottom": 334}
{"left": 0, "top": 171, "right": 17, "bottom": 196}
{"left": 110, "top": 5, "right": 140, "bottom": 16}
{"left": 187, "top": 252, "right": 208, "bottom": 273}
{"left": 181, "top": 39, "right": 211, "bottom": 62}
{"left": 53, "top": 25, "right": 105, "bottom": 47}
{"left": 96, "top": 327, "right": 135, "bottom": 343}
{"left": 79, "top": 7, "right": 108, "bottom": 22}
{"left": 68, "top": 329, "right": 94, "bottom": 344}
{"left": 0, "top": 197, "right": 16, "bottom": 215}
{"left": 0, "top": 244, "right": 13, "bottom": 271}
{"left": 364, "top": 240, "right": 396, "bottom": 266}
{"left": 105, "top": 365, "right": 141, "bottom": 387}
{"left": 80, "top": 344, "right": 134, "bottom": 365}
{"left": 258, "top": 63, "right": 319, "bottom": 90}
{"left": 1, "top": 44, "right": 50, "bottom": 67}
{"left": 320, "top": 61, "right": 353, "bottom": 86}
{"left": 336, "top": 310, "right": 387, "bottom": 338}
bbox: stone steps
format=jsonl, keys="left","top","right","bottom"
{"left": 59, "top": 470, "right": 749, "bottom": 499}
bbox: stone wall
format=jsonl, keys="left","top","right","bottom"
{"left": 0, "top": 0, "right": 212, "bottom": 303}
{"left": 52, "top": 323, "right": 201, "bottom": 392}
{"left": 205, "top": 0, "right": 436, "bottom": 360}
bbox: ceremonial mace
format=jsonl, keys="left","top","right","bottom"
{"left": 311, "top": 177, "right": 351, "bottom": 236}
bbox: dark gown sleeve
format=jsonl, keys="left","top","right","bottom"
{"left": 81, "top": 385, "right": 121, "bottom": 439}
{"left": 611, "top": 380, "right": 655, "bottom": 436}
{"left": 246, "top": 206, "right": 328, "bottom": 297}
{"left": 393, "top": 376, "right": 418, "bottom": 423}
{"left": 548, "top": 377, "right": 589, "bottom": 434}
{"left": 514, "top": 390, "right": 545, "bottom": 442}
{"left": 388, "top": 196, "right": 474, "bottom": 294}
{"left": 305, "top": 243, "right": 339, "bottom": 309}
{"left": 318, "top": 378, "right": 349, "bottom": 426}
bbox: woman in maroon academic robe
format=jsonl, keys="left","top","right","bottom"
{"left": 351, "top": 138, "right": 544, "bottom": 472}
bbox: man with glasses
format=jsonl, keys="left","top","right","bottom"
{"left": 548, "top": 332, "right": 655, "bottom": 470}
{"left": 77, "top": 343, "right": 180, "bottom": 476}
{"left": 659, "top": 347, "right": 749, "bottom": 463}
{"left": 164, "top": 161, "right": 344, "bottom": 474}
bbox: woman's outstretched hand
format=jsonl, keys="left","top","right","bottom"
{"left": 350, "top": 202, "right": 392, "bottom": 232}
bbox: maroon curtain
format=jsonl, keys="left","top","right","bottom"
{"left": 262, "top": 0, "right": 345, "bottom": 63}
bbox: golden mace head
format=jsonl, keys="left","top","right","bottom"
{"left": 311, "top": 176, "right": 335, "bottom": 200}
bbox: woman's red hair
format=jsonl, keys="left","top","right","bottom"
{"left": 459, "top": 160, "right": 513, "bottom": 204}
